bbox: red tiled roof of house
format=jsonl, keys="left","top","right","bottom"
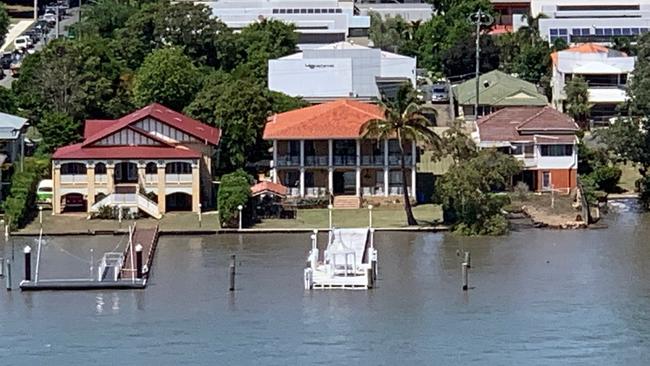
{"left": 476, "top": 106, "right": 578, "bottom": 143}
{"left": 263, "top": 99, "right": 385, "bottom": 140}
{"left": 82, "top": 103, "right": 220, "bottom": 146}
{"left": 489, "top": 24, "right": 513, "bottom": 35}
{"left": 550, "top": 43, "right": 626, "bottom": 65}
{"left": 84, "top": 120, "right": 117, "bottom": 139}
{"left": 53, "top": 144, "right": 201, "bottom": 160}
{"left": 250, "top": 181, "right": 288, "bottom": 197}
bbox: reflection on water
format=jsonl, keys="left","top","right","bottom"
{"left": 2, "top": 205, "right": 650, "bottom": 364}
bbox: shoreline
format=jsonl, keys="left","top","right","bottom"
{"left": 12, "top": 225, "right": 452, "bottom": 237}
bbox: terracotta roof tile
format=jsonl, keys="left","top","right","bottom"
{"left": 476, "top": 106, "right": 578, "bottom": 143}
{"left": 251, "top": 181, "right": 288, "bottom": 197}
{"left": 263, "top": 99, "right": 384, "bottom": 140}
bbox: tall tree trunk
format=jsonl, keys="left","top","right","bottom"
{"left": 399, "top": 137, "right": 417, "bottom": 226}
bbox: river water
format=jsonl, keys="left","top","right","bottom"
{"left": 1, "top": 200, "right": 650, "bottom": 365}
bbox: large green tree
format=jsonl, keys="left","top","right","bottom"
{"left": 0, "top": 88, "right": 17, "bottom": 115}
{"left": 131, "top": 47, "right": 202, "bottom": 111}
{"left": 442, "top": 32, "right": 499, "bottom": 78}
{"left": 564, "top": 76, "right": 591, "bottom": 128}
{"left": 38, "top": 111, "right": 81, "bottom": 153}
{"left": 14, "top": 37, "right": 132, "bottom": 123}
{"left": 497, "top": 29, "right": 551, "bottom": 86}
{"left": 363, "top": 84, "right": 441, "bottom": 225}
{"left": 74, "top": 0, "right": 137, "bottom": 38}
{"left": 435, "top": 149, "right": 521, "bottom": 235}
{"left": 235, "top": 19, "right": 297, "bottom": 80}
{"left": 368, "top": 12, "right": 418, "bottom": 55}
{"left": 0, "top": 3, "right": 9, "bottom": 47}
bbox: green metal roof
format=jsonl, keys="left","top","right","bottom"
{"left": 453, "top": 70, "right": 548, "bottom": 107}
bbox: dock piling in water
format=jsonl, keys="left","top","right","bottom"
{"left": 135, "top": 244, "right": 143, "bottom": 279}
{"left": 464, "top": 251, "right": 471, "bottom": 269}
{"left": 5, "top": 259, "right": 11, "bottom": 291}
{"left": 229, "top": 254, "right": 236, "bottom": 291}
{"left": 23, "top": 246, "right": 31, "bottom": 282}
{"left": 0, "top": 257, "right": 3, "bottom": 277}
{"left": 462, "top": 262, "right": 468, "bottom": 291}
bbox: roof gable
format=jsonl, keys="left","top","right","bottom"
{"left": 81, "top": 103, "right": 220, "bottom": 147}
{"left": 454, "top": 70, "right": 547, "bottom": 106}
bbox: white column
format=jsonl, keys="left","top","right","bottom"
{"left": 272, "top": 140, "right": 278, "bottom": 183}
{"left": 411, "top": 142, "right": 417, "bottom": 198}
{"left": 328, "top": 139, "right": 334, "bottom": 194}
{"left": 356, "top": 140, "right": 361, "bottom": 196}
{"left": 383, "top": 139, "right": 389, "bottom": 196}
{"left": 300, "top": 140, "right": 305, "bottom": 197}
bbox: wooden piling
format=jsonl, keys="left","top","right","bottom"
{"left": 462, "top": 262, "right": 468, "bottom": 291}
{"left": 135, "top": 244, "right": 143, "bottom": 279}
{"left": 0, "top": 257, "right": 3, "bottom": 277}
{"left": 5, "top": 260, "right": 11, "bottom": 291}
{"left": 24, "top": 246, "right": 31, "bottom": 282}
{"left": 229, "top": 254, "right": 236, "bottom": 291}
{"left": 464, "top": 251, "right": 471, "bottom": 269}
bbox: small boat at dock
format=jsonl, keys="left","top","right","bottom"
{"left": 304, "top": 228, "right": 378, "bottom": 290}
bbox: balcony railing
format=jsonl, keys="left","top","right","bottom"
{"left": 144, "top": 174, "right": 158, "bottom": 185}
{"left": 95, "top": 174, "right": 107, "bottom": 184}
{"left": 361, "top": 155, "right": 384, "bottom": 166}
{"left": 276, "top": 155, "right": 300, "bottom": 167}
{"left": 333, "top": 156, "right": 357, "bottom": 166}
{"left": 165, "top": 174, "right": 192, "bottom": 184}
{"left": 61, "top": 174, "right": 87, "bottom": 184}
{"left": 304, "top": 156, "right": 328, "bottom": 166}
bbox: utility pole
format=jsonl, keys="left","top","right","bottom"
{"left": 468, "top": 9, "right": 493, "bottom": 121}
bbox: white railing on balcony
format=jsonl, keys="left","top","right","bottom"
{"left": 361, "top": 155, "right": 384, "bottom": 166}
{"left": 145, "top": 174, "right": 158, "bottom": 185}
{"left": 305, "top": 187, "right": 328, "bottom": 197}
{"left": 304, "top": 156, "right": 328, "bottom": 166}
{"left": 165, "top": 174, "right": 192, "bottom": 184}
{"left": 95, "top": 174, "right": 107, "bottom": 184}
{"left": 277, "top": 155, "right": 300, "bottom": 166}
{"left": 60, "top": 174, "right": 88, "bottom": 184}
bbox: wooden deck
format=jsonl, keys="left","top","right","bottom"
{"left": 120, "top": 225, "right": 159, "bottom": 279}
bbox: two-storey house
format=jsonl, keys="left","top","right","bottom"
{"left": 52, "top": 104, "right": 220, "bottom": 217}
{"left": 473, "top": 106, "right": 579, "bottom": 193}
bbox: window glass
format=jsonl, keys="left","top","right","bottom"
{"left": 61, "top": 163, "right": 87, "bottom": 175}
{"left": 145, "top": 162, "right": 157, "bottom": 174}
{"left": 550, "top": 29, "right": 558, "bottom": 35}
{"left": 166, "top": 162, "right": 192, "bottom": 174}
{"left": 642, "top": 28, "right": 649, "bottom": 33}
{"left": 272, "top": 9, "right": 278, "bottom": 14}
{"left": 632, "top": 28, "right": 640, "bottom": 34}
{"left": 595, "top": 28, "right": 604, "bottom": 35}
{"left": 572, "top": 28, "right": 580, "bottom": 35}
{"left": 336, "top": 9, "right": 342, "bottom": 13}
{"left": 613, "top": 28, "right": 622, "bottom": 35}
{"left": 315, "top": 8, "right": 321, "bottom": 13}
{"left": 300, "top": 9, "right": 307, "bottom": 14}
{"left": 623, "top": 28, "right": 631, "bottom": 35}
{"left": 540, "top": 145, "right": 573, "bottom": 157}
{"left": 308, "top": 9, "right": 314, "bottom": 13}
{"left": 559, "top": 29, "right": 567, "bottom": 35}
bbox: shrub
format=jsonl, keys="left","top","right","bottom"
{"left": 589, "top": 165, "right": 622, "bottom": 193}
{"left": 514, "top": 181, "right": 529, "bottom": 201}
{"left": 217, "top": 170, "right": 253, "bottom": 227}
{"left": 3, "top": 155, "right": 51, "bottom": 230}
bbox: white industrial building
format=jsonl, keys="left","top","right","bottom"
{"left": 551, "top": 44, "right": 636, "bottom": 123}
{"left": 532, "top": 0, "right": 650, "bottom": 44}
{"left": 196, "top": 0, "right": 370, "bottom": 49}
{"left": 356, "top": 0, "right": 433, "bottom": 22}
{"left": 268, "top": 41, "right": 416, "bottom": 102}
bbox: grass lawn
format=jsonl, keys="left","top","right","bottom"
{"left": 254, "top": 204, "right": 443, "bottom": 229}
{"left": 617, "top": 163, "right": 641, "bottom": 193}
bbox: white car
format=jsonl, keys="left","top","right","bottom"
{"left": 13, "top": 36, "right": 31, "bottom": 50}
{"left": 43, "top": 13, "right": 57, "bottom": 24}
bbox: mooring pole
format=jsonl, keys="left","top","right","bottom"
{"left": 23, "top": 246, "right": 31, "bottom": 282}
{"left": 135, "top": 244, "right": 143, "bottom": 279}
{"left": 229, "top": 254, "right": 236, "bottom": 291}
{"left": 5, "top": 259, "right": 11, "bottom": 291}
{"left": 462, "top": 262, "right": 468, "bottom": 291}
{"left": 34, "top": 229, "right": 43, "bottom": 283}
{"left": 198, "top": 203, "right": 202, "bottom": 228}
{"left": 237, "top": 205, "right": 243, "bottom": 231}
{"left": 368, "top": 204, "right": 373, "bottom": 228}
{"left": 0, "top": 257, "right": 3, "bottom": 277}
{"left": 328, "top": 204, "right": 333, "bottom": 229}
{"left": 464, "top": 251, "right": 471, "bottom": 269}
{"left": 38, "top": 206, "right": 43, "bottom": 228}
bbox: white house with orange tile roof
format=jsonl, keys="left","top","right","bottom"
{"left": 551, "top": 43, "right": 635, "bottom": 124}
{"left": 263, "top": 99, "right": 418, "bottom": 205}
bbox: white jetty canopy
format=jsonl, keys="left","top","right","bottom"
{"left": 304, "top": 228, "right": 377, "bottom": 290}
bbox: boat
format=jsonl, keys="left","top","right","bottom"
{"left": 304, "top": 228, "right": 378, "bottom": 290}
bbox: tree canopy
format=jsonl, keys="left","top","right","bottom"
{"left": 564, "top": 76, "right": 591, "bottom": 128}
{"left": 132, "top": 47, "right": 202, "bottom": 110}
{"left": 0, "top": 3, "right": 9, "bottom": 47}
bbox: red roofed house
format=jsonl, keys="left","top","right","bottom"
{"left": 52, "top": 103, "right": 220, "bottom": 217}
{"left": 263, "top": 99, "right": 418, "bottom": 206}
{"left": 473, "top": 106, "right": 579, "bottom": 193}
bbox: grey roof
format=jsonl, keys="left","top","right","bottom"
{"left": 0, "top": 112, "right": 28, "bottom": 140}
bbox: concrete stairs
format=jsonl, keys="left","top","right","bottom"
{"left": 333, "top": 195, "right": 361, "bottom": 209}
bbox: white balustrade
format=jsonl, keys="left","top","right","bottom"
{"left": 60, "top": 174, "right": 88, "bottom": 184}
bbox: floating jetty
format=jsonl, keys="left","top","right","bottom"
{"left": 19, "top": 224, "right": 159, "bottom": 291}
{"left": 304, "top": 228, "right": 378, "bottom": 290}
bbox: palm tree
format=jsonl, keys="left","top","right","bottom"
{"left": 362, "top": 84, "right": 441, "bottom": 226}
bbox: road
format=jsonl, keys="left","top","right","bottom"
{"left": 0, "top": 8, "right": 80, "bottom": 89}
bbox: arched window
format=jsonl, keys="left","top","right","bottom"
{"left": 145, "top": 162, "right": 157, "bottom": 174}
{"left": 61, "top": 163, "right": 87, "bottom": 175}
{"left": 165, "top": 162, "right": 192, "bottom": 174}
{"left": 94, "top": 163, "right": 106, "bottom": 175}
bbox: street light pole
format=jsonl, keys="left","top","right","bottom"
{"left": 468, "top": 9, "right": 493, "bottom": 121}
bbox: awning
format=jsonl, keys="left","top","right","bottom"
{"left": 588, "top": 88, "right": 628, "bottom": 103}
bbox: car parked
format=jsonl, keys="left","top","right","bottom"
{"left": 0, "top": 52, "right": 12, "bottom": 69}
{"left": 36, "top": 180, "right": 54, "bottom": 204}
{"left": 431, "top": 83, "right": 450, "bottom": 103}
{"left": 13, "top": 36, "right": 32, "bottom": 50}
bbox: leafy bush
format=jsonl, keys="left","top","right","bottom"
{"left": 217, "top": 170, "right": 253, "bottom": 227}
{"left": 589, "top": 165, "right": 622, "bottom": 193}
{"left": 3, "top": 155, "right": 51, "bottom": 230}
{"left": 638, "top": 176, "right": 650, "bottom": 209}
{"left": 514, "top": 181, "right": 529, "bottom": 201}
{"left": 92, "top": 205, "right": 140, "bottom": 220}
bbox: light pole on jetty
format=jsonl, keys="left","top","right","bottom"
{"left": 468, "top": 9, "right": 493, "bottom": 121}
